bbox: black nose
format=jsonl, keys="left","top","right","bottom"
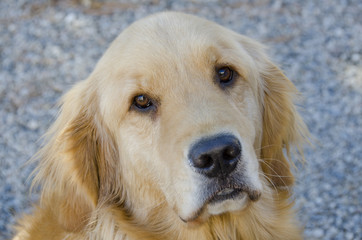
{"left": 188, "top": 134, "right": 241, "bottom": 178}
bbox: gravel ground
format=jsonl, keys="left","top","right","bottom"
{"left": 0, "top": 0, "right": 361, "bottom": 239}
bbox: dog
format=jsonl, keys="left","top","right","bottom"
{"left": 13, "top": 12, "right": 308, "bottom": 240}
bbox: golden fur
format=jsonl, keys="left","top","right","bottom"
{"left": 13, "top": 12, "right": 308, "bottom": 240}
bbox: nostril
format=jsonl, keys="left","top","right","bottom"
{"left": 194, "top": 155, "right": 214, "bottom": 169}
{"left": 223, "top": 145, "right": 241, "bottom": 161}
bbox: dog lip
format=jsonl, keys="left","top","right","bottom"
{"left": 209, "top": 188, "right": 243, "bottom": 204}
{"left": 206, "top": 183, "right": 261, "bottom": 205}
{"left": 216, "top": 187, "right": 235, "bottom": 196}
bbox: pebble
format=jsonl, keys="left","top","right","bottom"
{"left": 312, "top": 229, "right": 324, "bottom": 238}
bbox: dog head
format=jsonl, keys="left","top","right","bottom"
{"left": 34, "top": 12, "right": 307, "bottom": 232}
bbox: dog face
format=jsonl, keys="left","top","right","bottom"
{"left": 32, "top": 12, "right": 306, "bottom": 234}
{"left": 94, "top": 13, "right": 272, "bottom": 223}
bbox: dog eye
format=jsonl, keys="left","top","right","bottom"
{"left": 217, "top": 67, "right": 234, "bottom": 85}
{"left": 133, "top": 95, "right": 154, "bottom": 110}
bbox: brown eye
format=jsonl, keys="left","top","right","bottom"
{"left": 133, "top": 95, "right": 153, "bottom": 110}
{"left": 217, "top": 67, "right": 234, "bottom": 85}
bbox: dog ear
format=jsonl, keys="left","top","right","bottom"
{"left": 259, "top": 60, "right": 307, "bottom": 188}
{"left": 32, "top": 80, "right": 119, "bottom": 232}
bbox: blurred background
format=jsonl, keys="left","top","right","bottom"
{"left": 0, "top": 0, "right": 361, "bottom": 239}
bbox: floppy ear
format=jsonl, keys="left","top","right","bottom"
{"left": 259, "top": 60, "right": 307, "bottom": 188}
{"left": 32, "top": 80, "right": 119, "bottom": 232}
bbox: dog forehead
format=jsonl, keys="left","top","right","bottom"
{"left": 114, "top": 14, "right": 234, "bottom": 64}
{"left": 103, "top": 15, "right": 230, "bottom": 88}
{"left": 127, "top": 12, "right": 223, "bottom": 49}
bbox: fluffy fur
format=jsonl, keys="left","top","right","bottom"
{"left": 13, "top": 12, "right": 308, "bottom": 240}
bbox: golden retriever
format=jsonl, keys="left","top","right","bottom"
{"left": 13, "top": 12, "right": 308, "bottom": 240}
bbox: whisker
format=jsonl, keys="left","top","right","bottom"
{"left": 258, "top": 172, "right": 278, "bottom": 193}
{"left": 254, "top": 144, "right": 280, "bottom": 152}
{"left": 259, "top": 157, "right": 292, "bottom": 170}
{"left": 258, "top": 159, "right": 288, "bottom": 187}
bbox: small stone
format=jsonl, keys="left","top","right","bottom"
{"left": 8, "top": 24, "right": 16, "bottom": 32}
{"left": 345, "top": 232, "right": 354, "bottom": 240}
{"left": 326, "top": 226, "right": 338, "bottom": 237}
{"left": 312, "top": 229, "right": 324, "bottom": 238}
{"left": 27, "top": 120, "right": 39, "bottom": 131}
{"left": 351, "top": 53, "right": 360, "bottom": 63}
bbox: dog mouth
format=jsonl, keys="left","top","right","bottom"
{"left": 180, "top": 184, "right": 261, "bottom": 224}
{"left": 209, "top": 188, "right": 243, "bottom": 204}
{"left": 207, "top": 184, "right": 261, "bottom": 204}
